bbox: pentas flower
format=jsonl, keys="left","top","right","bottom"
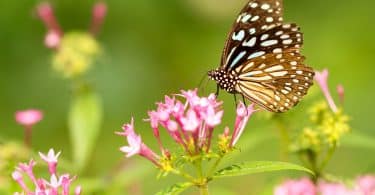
{"left": 39, "top": 148, "right": 61, "bottom": 175}
{"left": 15, "top": 109, "right": 43, "bottom": 148}
{"left": 15, "top": 109, "right": 43, "bottom": 127}
{"left": 314, "top": 69, "right": 338, "bottom": 113}
{"left": 116, "top": 118, "right": 161, "bottom": 166}
{"left": 12, "top": 149, "right": 81, "bottom": 195}
{"left": 274, "top": 177, "right": 316, "bottom": 195}
{"left": 275, "top": 176, "right": 375, "bottom": 195}
{"left": 117, "top": 89, "right": 256, "bottom": 171}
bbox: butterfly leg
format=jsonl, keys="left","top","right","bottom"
{"left": 215, "top": 85, "right": 220, "bottom": 97}
{"left": 233, "top": 94, "right": 238, "bottom": 107}
{"left": 242, "top": 94, "right": 249, "bottom": 115}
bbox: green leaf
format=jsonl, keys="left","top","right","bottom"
{"left": 68, "top": 88, "right": 102, "bottom": 172}
{"left": 342, "top": 131, "right": 375, "bottom": 150}
{"left": 156, "top": 182, "right": 194, "bottom": 195}
{"left": 213, "top": 161, "right": 314, "bottom": 178}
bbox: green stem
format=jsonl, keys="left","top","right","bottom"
{"left": 170, "top": 169, "right": 196, "bottom": 183}
{"left": 207, "top": 156, "right": 223, "bottom": 177}
{"left": 319, "top": 142, "right": 337, "bottom": 173}
{"left": 199, "top": 183, "right": 209, "bottom": 195}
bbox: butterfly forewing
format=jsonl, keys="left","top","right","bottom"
{"left": 221, "top": 0, "right": 284, "bottom": 70}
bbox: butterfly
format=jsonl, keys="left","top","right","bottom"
{"left": 208, "top": 0, "right": 314, "bottom": 113}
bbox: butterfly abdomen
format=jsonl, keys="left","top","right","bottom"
{"left": 208, "top": 69, "right": 239, "bottom": 93}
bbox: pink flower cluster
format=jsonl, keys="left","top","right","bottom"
{"left": 36, "top": 1, "right": 107, "bottom": 49}
{"left": 117, "top": 89, "right": 256, "bottom": 166}
{"left": 275, "top": 176, "right": 375, "bottom": 195}
{"left": 12, "top": 149, "right": 81, "bottom": 195}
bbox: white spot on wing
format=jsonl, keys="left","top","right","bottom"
{"left": 261, "top": 3, "right": 270, "bottom": 10}
{"left": 248, "top": 51, "right": 265, "bottom": 59}
{"left": 261, "top": 40, "right": 278, "bottom": 47}
{"left": 232, "top": 30, "right": 245, "bottom": 41}
{"left": 243, "top": 37, "right": 257, "bottom": 47}
{"left": 249, "top": 28, "right": 256, "bottom": 35}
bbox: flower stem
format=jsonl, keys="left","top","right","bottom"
{"left": 207, "top": 156, "right": 223, "bottom": 177}
{"left": 319, "top": 142, "right": 337, "bottom": 173}
{"left": 170, "top": 169, "right": 196, "bottom": 182}
{"left": 199, "top": 183, "right": 209, "bottom": 195}
{"left": 24, "top": 126, "right": 32, "bottom": 148}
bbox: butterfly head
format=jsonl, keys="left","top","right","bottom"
{"left": 208, "top": 68, "right": 238, "bottom": 93}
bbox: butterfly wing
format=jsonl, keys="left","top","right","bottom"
{"left": 221, "top": 0, "right": 284, "bottom": 70}
{"left": 234, "top": 48, "right": 314, "bottom": 112}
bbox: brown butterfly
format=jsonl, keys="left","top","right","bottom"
{"left": 208, "top": 0, "right": 314, "bottom": 112}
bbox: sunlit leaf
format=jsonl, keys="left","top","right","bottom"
{"left": 68, "top": 88, "right": 102, "bottom": 172}
{"left": 155, "top": 182, "right": 194, "bottom": 195}
{"left": 213, "top": 161, "right": 314, "bottom": 178}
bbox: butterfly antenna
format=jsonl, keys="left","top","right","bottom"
{"left": 198, "top": 72, "right": 209, "bottom": 95}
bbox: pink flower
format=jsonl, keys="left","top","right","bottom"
{"left": 337, "top": 84, "right": 345, "bottom": 105}
{"left": 75, "top": 186, "right": 82, "bottom": 195}
{"left": 36, "top": 2, "right": 63, "bottom": 48}
{"left": 90, "top": 2, "right": 107, "bottom": 35}
{"left": 15, "top": 109, "right": 43, "bottom": 126}
{"left": 118, "top": 89, "right": 257, "bottom": 165}
{"left": 12, "top": 149, "right": 81, "bottom": 195}
{"left": 17, "top": 160, "right": 37, "bottom": 184}
{"left": 39, "top": 149, "right": 61, "bottom": 175}
{"left": 274, "top": 177, "right": 316, "bottom": 195}
{"left": 119, "top": 132, "right": 142, "bottom": 157}
{"left": 44, "top": 30, "right": 61, "bottom": 49}
{"left": 36, "top": 2, "right": 62, "bottom": 35}
{"left": 318, "top": 181, "right": 360, "bottom": 195}
{"left": 180, "top": 109, "right": 200, "bottom": 132}
{"left": 230, "top": 102, "right": 256, "bottom": 147}
{"left": 356, "top": 175, "right": 375, "bottom": 195}
{"left": 314, "top": 69, "right": 338, "bottom": 112}
{"left": 117, "top": 118, "right": 161, "bottom": 166}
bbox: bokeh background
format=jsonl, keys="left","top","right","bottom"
{"left": 1, "top": 0, "right": 374, "bottom": 194}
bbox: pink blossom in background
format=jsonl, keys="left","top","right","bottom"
{"left": 356, "top": 175, "right": 375, "bottom": 195}
{"left": 12, "top": 149, "right": 81, "bottom": 195}
{"left": 337, "top": 84, "right": 345, "bottom": 105}
{"left": 15, "top": 109, "right": 43, "bottom": 127}
{"left": 314, "top": 69, "right": 338, "bottom": 112}
{"left": 275, "top": 176, "right": 375, "bottom": 195}
{"left": 318, "top": 181, "right": 360, "bottom": 195}
{"left": 90, "top": 2, "right": 107, "bottom": 35}
{"left": 274, "top": 177, "right": 316, "bottom": 195}
{"left": 44, "top": 30, "right": 61, "bottom": 49}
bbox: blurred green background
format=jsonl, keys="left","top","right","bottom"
{"left": 1, "top": 0, "right": 374, "bottom": 194}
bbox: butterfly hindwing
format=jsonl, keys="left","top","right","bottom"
{"left": 235, "top": 50, "right": 314, "bottom": 112}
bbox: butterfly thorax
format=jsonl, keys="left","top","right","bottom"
{"left": 208, "top": 68, "right": 239, "bottom": 93}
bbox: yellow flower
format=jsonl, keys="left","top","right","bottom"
{"left": 52, "top": 32, "right": 100, "bottom": 78}
{"left": 320, "top": 110, "right": 350, "bottom": 146}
